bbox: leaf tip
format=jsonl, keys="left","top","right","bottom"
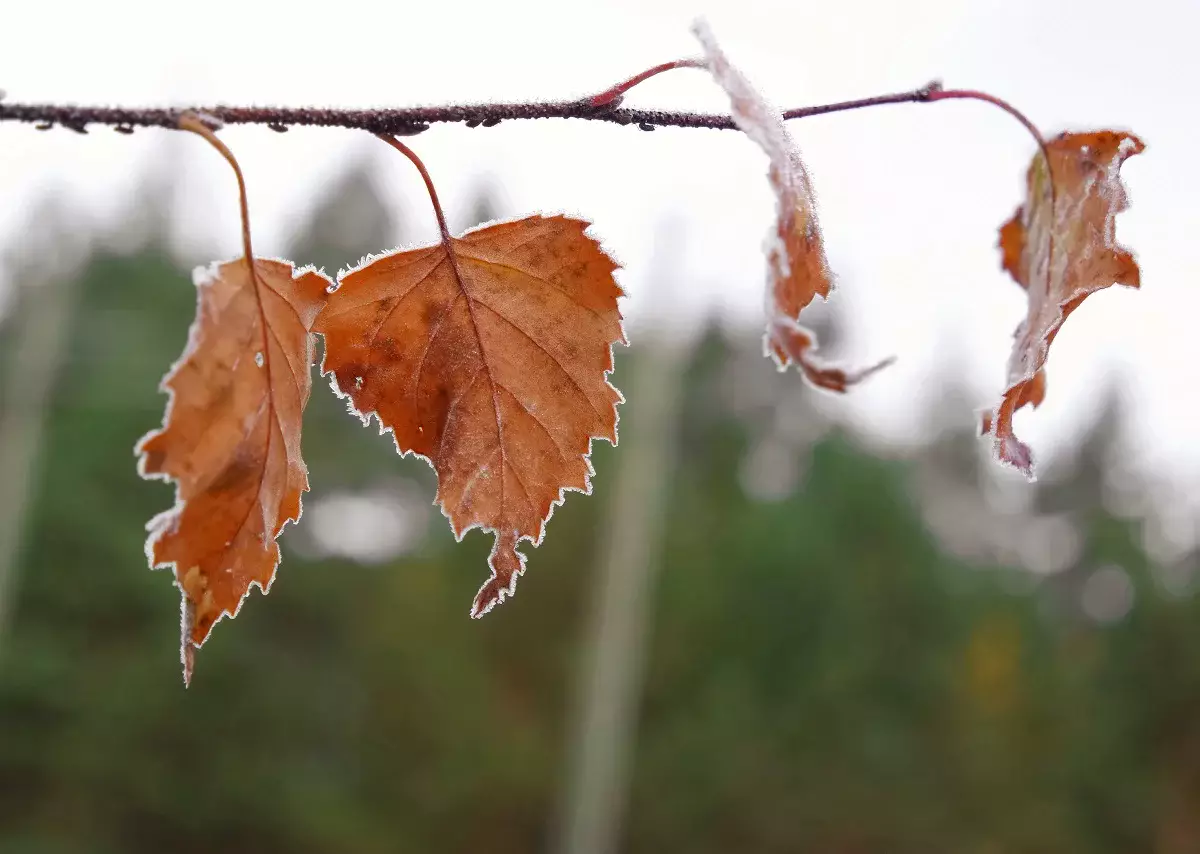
{"left": 470, "top": 531, "right": 526, "bottom": 618}
{"left": 996, "top": 434, "right": 1036, "bottom": 481}
{"left": 469, "top": 584, "right": 499, "bottom": 619}
{"left": 766, "top": 320, "right": 894, "bottom": 392}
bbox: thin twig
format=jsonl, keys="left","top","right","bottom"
{"left": 374, "top": 134, "right": 454, "bottom": 243}
{"left": 587, "top": 58, "right": 706, "bottom": 109}
{"left": 0, "top": 83, "right": 945, "bottom": 135}
{"left": 927, "top": 88, "right": 1051, "bottom": 176}
{"left": 177, "top": 113, "right": 256, "bottom": 263}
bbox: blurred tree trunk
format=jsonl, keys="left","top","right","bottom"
{"left": 0, "top": 270, "right": 81, "bottom": 647}
{"left": 556, "top": 224, "right": 689, "bottom": 854}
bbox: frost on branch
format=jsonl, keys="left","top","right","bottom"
{"left": 984, "top": 130, "right": 1145, "bottom": 477}
{"left": 137, "top": 259, "right": 329, "bottom": 681}
{"left": 316, "top": 215, "right": 625, "bottom": 617}
{"left": 693, "top": 20, "right": 892, "bottom": 391}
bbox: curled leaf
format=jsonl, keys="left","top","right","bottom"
{"left": 137, "top": 259, "right": 328, "bottom": 679}
{"left": 986, "top": 130, "right": 1144, "bottom": 476}
{"left": 316, "top": 215, "right": 625, "bottom": 617}
{"left": 693, "top": 20, "right": 891, "bottom": 390}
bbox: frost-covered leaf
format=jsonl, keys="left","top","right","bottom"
{"left": 985, "top": 130, "right": 1144, "bottom": 476}
{"left": 137, "top": 259, "right": 328, "bottom": 680}
{"left": 693, "top": 20, "right": 891, "bottom": 390}
{"left": 316, "top": 214, "right": 625, "bottom": 616}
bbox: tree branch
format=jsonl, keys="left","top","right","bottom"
{"left": 0, "top": 82, "right": 944, "bottom": 136}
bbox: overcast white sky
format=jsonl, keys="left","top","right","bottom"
{"left": 1, "top": 0, "right": 1197, "bottom": 502}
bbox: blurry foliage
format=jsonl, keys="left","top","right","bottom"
{"left": 0, "top": 174, "right": 1198, "bottom": 854}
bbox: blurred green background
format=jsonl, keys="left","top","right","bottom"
{"left": 0, "top": 169, "right": 1198, "bottom": 854}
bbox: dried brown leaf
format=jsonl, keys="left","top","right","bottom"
{"left": 694, "top": 20, "right": 892, "bottom": 390}
{"left": 137, "top": 259, "right": 328, "bottom": 677}
{"left": 316, "top": 215, "right": 625, "bottom": 616}
{"left": 986, "top": 130, "right": 1144, "bottom": 475}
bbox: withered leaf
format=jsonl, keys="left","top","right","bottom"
{"left": 316, "top": 215, "right": 625, "bottom": 617}
{"left": 138, "top": 259, "right": 328, "bottom": 676}
{"left": 985, "top": 130, "right": 1144, "bottom": 476}
{"left": 694, "top": 20, "right": 891, "bottom": 390}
